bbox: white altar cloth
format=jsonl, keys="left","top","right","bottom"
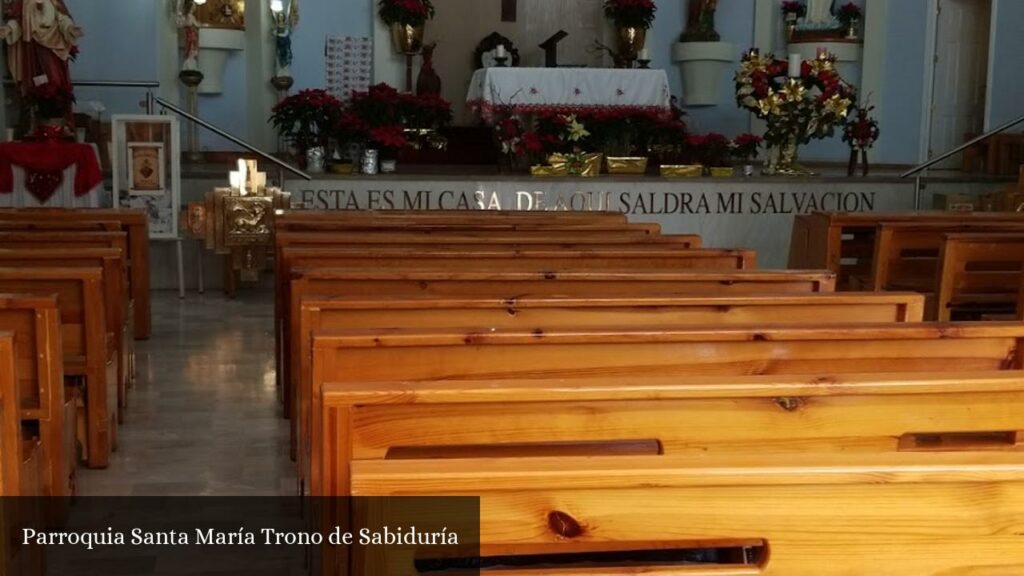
{"left": 467, "top": 67, "right": 672, "bottom": 121}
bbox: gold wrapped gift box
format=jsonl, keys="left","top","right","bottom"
{"left": 606, "top": 156, "right": 649, "bottom": 175}
{"left": 709, "top": 167, "right": 735, "bottom": 178}
{"left": 533, "top": 153, "right": 603, "bottom": 177}
{"left": 660, "top": 164, "right": 704, "bottom": 178}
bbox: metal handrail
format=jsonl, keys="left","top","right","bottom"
{"left": 154, "top": 96, "right": 311, "bottom": 181}
{"left": 72, "top": 80, "right": 160, "bottom": 88}
{"left": 901, "top": 111, "right": 1024, "bottom": 209}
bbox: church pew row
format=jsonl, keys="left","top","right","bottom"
{"left": 0, "top": 209, "right": 150, "bottom": 339}
{"left": 868, "top": 221, "right": 1024, "bottom": 294}
{"left": 296, "top": 292, "right": 924, "bottom": 494}
{"left": 278, "top": 218, "right": 662, "bottom": 234}
{"left": 788, "top": 211, "right": 1024, "bottom": 289}
{"left": 0, "top": 248, "right": 132, "bottom": 420}
{"left": 348, "top": 451, "right": 1024, "bottom": 575}
{"left": 934, "top": 233, "right": 1024, "bottom": 321}
{"left": 0, "top": 268, "right": 114, "bottom": 469}
{"left": 0, "top": 296, "right": 69, "bottom": 498}
{"left": 285, "top": 268, "right": 834, "bottom": 425}
{"left": 311, "top": 323, "right": 1024, "bottom": 498}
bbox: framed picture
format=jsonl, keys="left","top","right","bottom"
{"left": 111, "top": 115, "right": 181, "bottom": 240}
{"left": 127, "top": 142, "right": 165, "bottom": 195}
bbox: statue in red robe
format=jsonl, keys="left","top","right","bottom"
{"left": 0, "top": 0, "right": 82, "bottom": 117}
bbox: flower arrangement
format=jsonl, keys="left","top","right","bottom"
{"left": 28, "top": 82, "right": 76, "bottom": 121}
{"left": 336, "top": 82, "right": 452, "bottom": 156}
{"left": 604, "top": 0, "right": 657, "bottom": 29}
{"left": 731, "top": 133, "right": 763, "bottom": 162}
{"left": 687, "top": 133, "right": 731, "bottom": 167}
{"left": 780, "top": 0, "right": 806, "bottom": 18}
{"left": 836, "top": 2, "right": 862, "bottom": 25}
{"left": 735, "top": 49, "right": 855, "bottom": 173}
{"left": 378, "top": 0, "right": 435, "bottom": 26}
{"left": 269, "top": 88, "right": 343, "bottom": 154}
{"left": 842, "top": 105, "right": 879, "bottom": 150}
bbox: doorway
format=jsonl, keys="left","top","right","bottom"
{"left": 923, "top": 0, "right": 992, "bottom": 168}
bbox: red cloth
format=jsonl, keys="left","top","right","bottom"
{"left": 0, "top": 141, "right": 102, "bottom": 203}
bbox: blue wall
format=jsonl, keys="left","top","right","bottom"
{"left": 987, "top": 0, "right": 1024, "bottom": 130}
{"left": 876, "top": 0, "right": 928, "bottom": 164}
{"left": 66, "top": 0, "right": 159, "bottom": 116}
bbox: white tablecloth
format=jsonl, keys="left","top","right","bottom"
{"left": 467, "top": 67, "right": 672, "bottom": 121}
{"left": 0, "top": 143, "right": 104, "bottom": 208}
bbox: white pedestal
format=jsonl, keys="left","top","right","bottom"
{"left": 788, "top": 41, "right": 864, "bottom": 91}
{"left": 197, "top": 28, "right": 246, "bottom": 95}
{"left": 671, "top": 41, "right": 736, "bottom": 107}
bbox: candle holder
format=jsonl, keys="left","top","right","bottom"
{"left": 494, "top": 56, "right": 509, "bottom": 67}
{"left": 636, "top": 59, "right": 651, "bottom": 69}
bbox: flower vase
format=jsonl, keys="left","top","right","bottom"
{"left": 616, "top": 26, "right": 646, "bottom": 62}
{"left": 764, "top": 136, "right": 816, "bottom": 176}
{"left": 305, "top": 146, "right": 326, "bottom": 174}
{"left": 390, "top": 22, "right": 425, "bottom": 55}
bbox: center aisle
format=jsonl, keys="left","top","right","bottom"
{"left": 76, "top": 290, "right": 294, "bottom": 496}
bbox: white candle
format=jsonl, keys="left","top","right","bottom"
{"left": 638, "top": 48, "right": 650, "bottom": 60}
{"left": 788, "top": 53, "right": 802, "bottom": 78}
{"left": 495, "top": 44, "right": 506, "bottom": 58}
{"left": 229, "top": 172, "right": 241, "bottom": 191}
{"left": 237, "top": 159, "right": 247, "bottom": 195}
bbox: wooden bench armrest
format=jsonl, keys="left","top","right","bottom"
{"left": 350, "top": 452, "right": 1024, "bottom": 495}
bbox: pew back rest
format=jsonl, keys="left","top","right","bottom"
{"left": 274, "top": 230, "right": 701, "bottom": 248}
{"left": 935, "top": 233, "right": 1024, "bottom": 321}
{"left": 275, "top": 209, "right": 628, "bottom": 224}
{"left": 278, "top": 220, "right": 663, "bottom": 234}
{"left": 312, "top": 323, "right": 1024, "bottom": 383}
{"left": 0, "top": 268, "right": 105, "bottom": 366}
{"left": 0, "top": 296, "right": 61, "bottom": 422}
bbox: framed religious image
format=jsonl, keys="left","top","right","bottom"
{"left": 126, "top": 142, "right": 165, "bottom": 195}
{"left": 111, "top": 115, "right": 181, "bottom": 240}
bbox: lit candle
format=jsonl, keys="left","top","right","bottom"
{"left": 638, "top": 48, "right": 650, "bottom": 60}
{"left": 788, "top": 53, "right": 802, "bottom": 78}
{"left": 237, "top": 159, "right": 247, "bottom": 195}
{"left": 495, "top": 44, "right": 506, "bottom": 59}
{"left": 229, "top": 172, "right": 240, "bottom": 191}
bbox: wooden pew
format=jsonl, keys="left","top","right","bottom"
{"left": 278, "top": 220, "right": 664, "bottom": 234}
{"left": 934, "top": 233, "right": 1024, "bottom": 321}
{"left": 869, "top": 222, "right": 1024, "bottom": 293}
{"left": 286, "top": 267, "right": 834, "bottom": 426}
{"left": 788, "top": 211, "right": 1024, "bottom": 288}
{"left": 349, "top": 451, "right": 1024, "bottom": 575}
{"left": 0, "top": 268, "right": 113, "bottom": 468}
{"left": 276, "top": 209, "right": 629, "bottom": 225}
{"left": 312, "top": 323, "right": 1024, "bottom": 495}
{"left": 0, "top": 209, "right": 151, "bottom": 339}
{"left": 0, "top": 249, "right": 132, "bottom": 420}
{"left": 0, "top": 296, "right": 68, "bottom": 497}
{"left": 296, "top": 292, "right": 923, "bottom": 494}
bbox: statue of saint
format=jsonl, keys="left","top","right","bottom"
{"left": 682, "top": 0, "right": 719, "bottom": 42}
{"left": 271, "top": 0, "right": 299, "bottom": 78}
{"left": 799, "top": 0, "right": 839, "bottom": 30}
{"left": 0, "top": 0, "right": 82, "bottom": 109}
{"left": 175, "top": 0, "right": 200, "bottom": 72}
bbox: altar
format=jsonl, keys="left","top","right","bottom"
{"left": 0, "top": 141, "right": 104, "bottom": 208}
{"left": 466, "top": 67, "right": 672, "bottom": 121}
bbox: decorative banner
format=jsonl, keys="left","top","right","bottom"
{"left": 326, "top": 36, "right": 372, "bottom": 103}
{"left": 288, "top": 178, "right": 917, "bottom": 268}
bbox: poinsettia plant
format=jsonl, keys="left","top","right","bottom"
{"left": 337, "top": 82, "right": 452, "bottom": 156}
{"left": 604, "top": 0, "right": 657, "bottom": 29}
{"left": 269, "top": 88, "right": 343, "bottom": 153}
{"left": 731, "top": 133, "right": 763, "bottom": 161}
{"left": 378, "top": 0, "right": 435, "bottom": 26}
{"left": 836, "top": 2, "right": 861, "bottom": 24}
{"left": 28, "top": 82, "right": 75, "bottom": 120}
{"left": 688, "top": 133, "right": 731, "bottom": 166}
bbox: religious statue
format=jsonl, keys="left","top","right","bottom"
{"left": 175, "top": 0, "right": 201, "bottom": 72}
{"left": 798, "top": 0, "right": 840, "bottom": 30}
{"left": 270, "top": 0, "right": 299, "bottom": 78}
{"left": 681, "top": 0, "right": 719, "bottom": 42}
{"left": 0, "top": 0, "right": 82, "bottom": 115}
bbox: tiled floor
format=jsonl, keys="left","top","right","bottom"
{"left": 76, "top": 289, "right": 296, "bottom": 496}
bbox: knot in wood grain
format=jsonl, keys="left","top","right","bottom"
{"left": 773, "top": 397, "right": 803, "bottom": 412}
{"left": 547, "top": 510, "right": 584, "bottom": 538}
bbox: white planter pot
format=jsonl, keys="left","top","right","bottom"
{"left": 671, "top": 41, "right": 736, "bottom": 106}
{"left": 197, "top": 28, "right": 246, "bottom": 95}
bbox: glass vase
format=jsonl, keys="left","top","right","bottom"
{"left": 764, "top": 135, "right": 816, "bottom": 176}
